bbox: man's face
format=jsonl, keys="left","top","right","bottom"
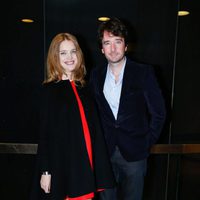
{"left": 101, "top": 30, "right": 127, "bottom": 64}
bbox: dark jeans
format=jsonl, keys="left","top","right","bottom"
{"left": 99, "top": 147, "right": 147, "bottom": 200}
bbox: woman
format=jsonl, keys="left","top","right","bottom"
{"left": 31, "top": 33, "right": 115, "bottom": 200}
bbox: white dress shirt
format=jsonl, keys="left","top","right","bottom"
{"left": 103, "top": 58, "right": 126, "bottom": 119}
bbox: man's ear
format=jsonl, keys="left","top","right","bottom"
{"left": 101, "top": 49, "right": 105, "bottom": 54}
{"left": 125, "top": 45, "right": 128, "bottom": 52}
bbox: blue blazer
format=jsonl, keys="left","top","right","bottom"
{"left": 90, "top": 58, "right": 166, "bottom": 161}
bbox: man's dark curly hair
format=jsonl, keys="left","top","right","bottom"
{"left": 97, "top": 17, "right": 128, "bottom": 48}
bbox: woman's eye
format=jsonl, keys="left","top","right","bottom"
{"left": 60, "top": 52, "right": 66, "bottom": 55}
{"left": 71, "top": 50, "right": 77, "bottom": 54}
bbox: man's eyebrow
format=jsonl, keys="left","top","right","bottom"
{"left": 103, "top": 40, "right": 110, "bottom": 43}
{"left": 115, "top": 38, "right": 123, "bottom": 41}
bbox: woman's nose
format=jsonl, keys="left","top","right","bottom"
{"left": 66, "top": 52, "right": 72, "bottom": 59}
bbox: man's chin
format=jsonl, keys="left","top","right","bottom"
{"left": 109, "top": 57, "right": 125, "bottom": 64}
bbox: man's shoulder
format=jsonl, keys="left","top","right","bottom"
{"left": 126, "top": 57, "right": 152, "bottom": 69}
{"left": 126, "top": 58, "right": 153, "bottom": 76}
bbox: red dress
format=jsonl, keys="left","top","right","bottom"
{"left": 66, "top": 81, "right": 94, "bottom": 200}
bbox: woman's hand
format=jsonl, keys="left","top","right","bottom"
{"left": 40, "top": 174, "right": 51, "bottom": 193}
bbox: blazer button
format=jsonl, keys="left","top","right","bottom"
{"left": 115, "top": 124, "right": 119, "bottom": 128}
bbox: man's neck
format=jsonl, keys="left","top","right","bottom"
{"left": 108, "top": 57, "right": 126, "bottom": 83}
{"left": 109, "top": 57, "right": 126, "bottom": 77}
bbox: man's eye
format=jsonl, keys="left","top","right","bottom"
{"left": 116, "top": 40, "right": 122, "bottom": 44}
{"left": 103, "top": 42, "right": 110, "bottom": 45}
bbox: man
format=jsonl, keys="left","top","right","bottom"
{"left": 90, "top": 18, "right": 166, "bottom": 200}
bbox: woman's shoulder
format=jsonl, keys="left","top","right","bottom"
{"left": 42, "top": 80, "right": 71, "bottom": 90}
{"left": 39, "top": 80, "right": 66, "bottom": 100}
{"left": 42, "top": 80, "right": 60, "bottom": 88}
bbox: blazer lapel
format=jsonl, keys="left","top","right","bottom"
{"left": 120, "top": 60, "right": 133, "bottom": 99}
{"left": 97, "top": 66, "right": 116, "bottom": 121}
{"left": 117, "top": 59, "right": 134, "bottom": 120}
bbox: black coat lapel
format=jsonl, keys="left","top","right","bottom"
{"left": 117, "top": 59, "right": 136, "bottom": 119}
{"left": 97, "top": 66, "right": 116, "bottom": 121}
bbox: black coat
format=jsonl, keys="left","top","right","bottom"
{"left": 90, "top": 58, "right": 166, "bottom": 161}
{"left": 30, "top": 80, "right": 115, "bottom": 200}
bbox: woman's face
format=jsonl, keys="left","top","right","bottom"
{"left": 59, "top": 39, "right": 78, "bottom": 78}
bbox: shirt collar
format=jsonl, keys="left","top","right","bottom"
{"left": 107, "top": 57, "right": 126, "bottom": 83}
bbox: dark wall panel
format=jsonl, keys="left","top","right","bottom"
{"left": 171, "top": 0, "right": 200, "bottom": 143}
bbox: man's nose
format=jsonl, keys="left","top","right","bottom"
{"left": 111, "top": 43, "right": 116, "bottom": 51}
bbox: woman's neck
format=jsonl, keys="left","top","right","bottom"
{"left": 61, "top": 73, "right": 72, "bottom": 81}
